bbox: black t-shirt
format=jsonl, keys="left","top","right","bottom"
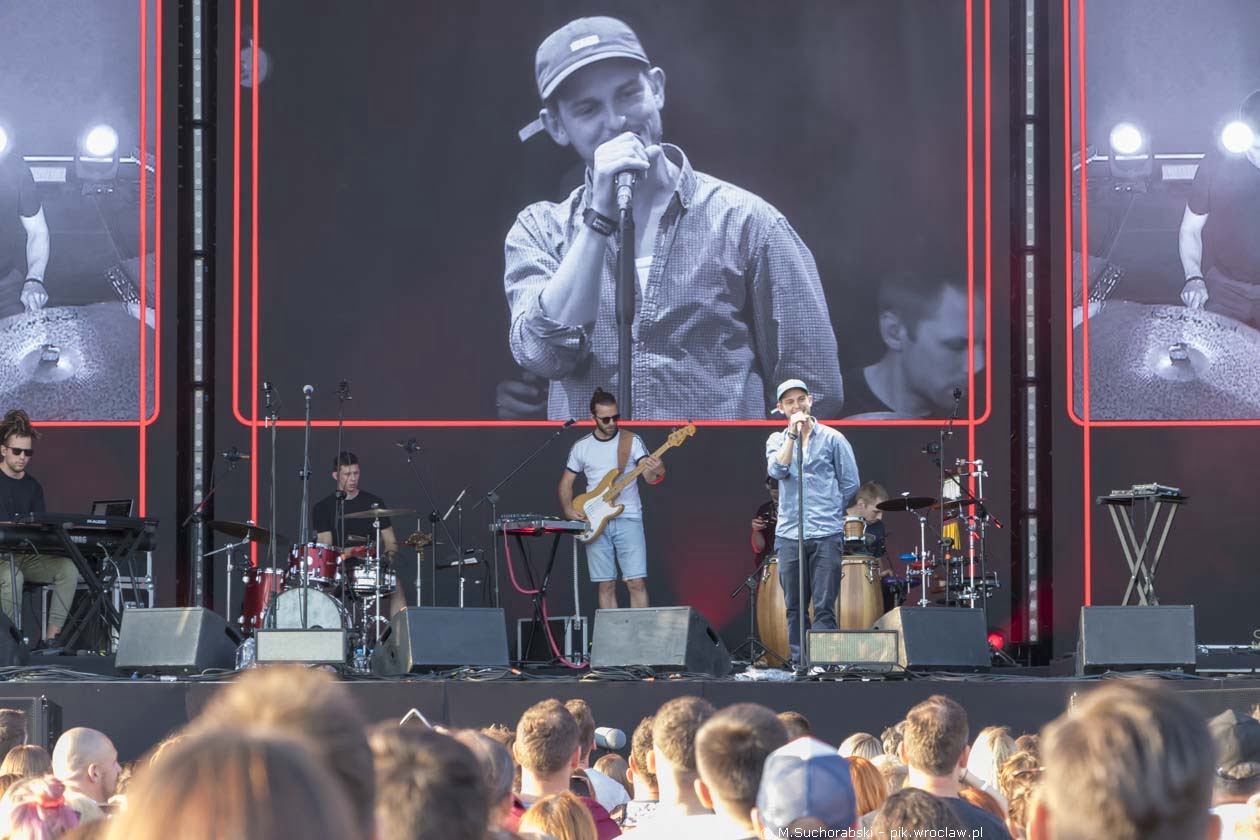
{"left": 840, "top": 366, "right": 895, "bottom": 418}
{"left": 0, "top": 151, "right": 42, "bottom": 279}
{"left": 845, "top": 518, "right": 887, "bottom": 559}
{"left": 1188, "top": 150, "right": 1260, "bottom": 284}
{"left": 311, "top": 490, "right": 392, "bottom": 545}
{"left": 945, "top": 796, "right": 1013, "bottom": 840}
{"left": 754, "top": 500, "right": 777, "bottom": 564}
{"left": 0, "top": 472, "right": 46, "bottom": 520}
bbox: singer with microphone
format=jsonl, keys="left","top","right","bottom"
{"left": 841, "top": 273, "right": 985, "bottom": 419}
{"left": 312, "top": 451, "right": 406, "bottom": 617}
{"left": 765, "top": 379, "right": 860, "bottom": 667}
{"left": 505, "top": 16, "right": 842, "bottom": 421}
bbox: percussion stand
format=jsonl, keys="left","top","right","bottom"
{"left": 372, "top": 511, "right": 384, "bottom": 647}
{"left": 263, "top": 384, "right": 281, "bottom": 630}
{"left": 296, "top": 386, "right": 315, "bottom": 630}
{"left": 913, "top": 508, "right": 933, "bottom": 607}
{"left": 203, "top": 539, "right": 249, "bottom": 626}
{"left": 727, "top": 555, "right": 788, "bottom": 668}
{"left": 397, "top": 442, "right": 461, "bottom": 606}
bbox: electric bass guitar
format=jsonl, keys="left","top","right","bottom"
{"left": 573, "top": 423, "right": 696, "bottom": 544}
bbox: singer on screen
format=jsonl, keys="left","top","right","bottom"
{"left": 504, "top": 16, "right": 843, "bottom": 421}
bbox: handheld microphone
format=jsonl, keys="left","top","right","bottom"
{"left": 337, "top": 379, "right": 352, "bottom": 400}
{"left": 395, "top": 438, "right": 420, "bottom": 453}
{"left": 221, "top": 448, "right": 250, "bottom": 462}
{"left": 563, "top": 418, "right": 577, "bottom": 428}
{"left": 594, "top": 727, "right": 627, "bottom": 751}
{"left": 615, "top": 171, "right": 636, "bottom": 212}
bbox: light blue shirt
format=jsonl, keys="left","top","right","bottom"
{"left": 766, "top": 422, "right": 860, "bottom": 539}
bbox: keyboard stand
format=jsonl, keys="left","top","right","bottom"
{"left": 1096, "top": 493, "right": 1187, "bottom": 606}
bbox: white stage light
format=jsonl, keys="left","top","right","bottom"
{"left": 83, "top": 124, "right": 119, "bottom": 158}
{"left": 1221, "top": 120, "right": 1255, "bottom": 154}
{"left": 1109, "top": 122, "right": 1144, "bottom": 156}
{"left": 0, "top": 127, "right": 8, "bottom": 156}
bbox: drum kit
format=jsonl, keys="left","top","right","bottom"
{"left": 207, "top": 508, "right": 429, "bottom": 660}
{"left": 749, "top": 459, "right": 1001, "bottom": 665}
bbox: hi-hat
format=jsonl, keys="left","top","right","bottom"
{"left": 342, "top": 507, "right": 416, "bottom": 520}
{"left": 876, "top": 496, "right": 936, "bottom": 512}
{"left": 208, "top": 520, "right": 285, "bottom": 544}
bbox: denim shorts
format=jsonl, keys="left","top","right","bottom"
{"left": 583, "top": 517, "right": 647, "bottom": 582}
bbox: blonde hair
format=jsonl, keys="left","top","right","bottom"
{"left": 0, "top": 745, "right": 51, "bottom": 779}
{"left": 103, "top": 728, "right": 360, "bottom": 840}
{"left": 518, "top": 791, "right": 597, "bottom": 840}
{"left": 966, "top": 725, "right": 1016, "bottom": 791}
{"left": 839, "top": 732, "right": 883, "bottom": 761}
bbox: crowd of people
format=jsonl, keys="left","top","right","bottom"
{"left": 0, "top": 675, "right": 1254, "bottom": 839}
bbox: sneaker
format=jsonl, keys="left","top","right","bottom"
{"left": 31, "top": 636, "right": 65, "bottom": 655}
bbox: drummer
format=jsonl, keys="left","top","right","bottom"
{"left": 844, "top": 481, "right": 893, "bottom": 575}
{"left": 312, "top": 451, "right": 406, "bottom": 617}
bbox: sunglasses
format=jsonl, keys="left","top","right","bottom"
{"left": 5, "top": 447, "right": 32, "bottom": 457}
{"left": 595, "top": 414, "right": 620, "bottom": 423}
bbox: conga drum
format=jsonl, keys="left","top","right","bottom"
{"left": 839, "top": 555, "right": 883, "bottom": 630}
{"left": 755, "top": 557, "right": 789, "bottom": 663}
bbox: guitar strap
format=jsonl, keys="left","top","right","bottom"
{"left": 616, "top": 430, "right": 634, "bottom": 476}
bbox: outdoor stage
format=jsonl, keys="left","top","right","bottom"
{"left": 5, "top": 667, "right": 1260, "bottom": 762}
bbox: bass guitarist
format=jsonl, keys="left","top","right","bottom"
{"left": 559, "top": 388, "right": 665, "bottom": 609}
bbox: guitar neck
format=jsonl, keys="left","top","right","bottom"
{"left": 610, "top": 439, "right": 675, "bottom": 496}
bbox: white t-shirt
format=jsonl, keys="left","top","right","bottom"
{"left": 635, "top": 255, "right": 653, "bottom": 297}
{"left": 585, "top": 767, "right": 632, "bottom": 812}
{"left": 566, "top": 431, "right": 650, "bottom": 517}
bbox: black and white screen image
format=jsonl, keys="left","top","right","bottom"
{"left": 0, "top": 0, "right": 156, "bottom": 422}
{"left": 240, "top": 0, "right": 984, "bottom": 423}
{"left": 1071, "top": 0, "right": 1260, "bottom": 421}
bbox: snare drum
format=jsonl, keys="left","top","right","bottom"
{"left": 240, "top": 567, "right": 285, "bottom": 629}
{"left": 351, "top": 562, "right": 397, "bottom": 595}
{"left": 288, "top": 543, "right": 343, "bottom": 587}
{"left": 842, "top": 516, "right": 867, "bottom": 549}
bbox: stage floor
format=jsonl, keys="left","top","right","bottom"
{"left": 4, "top": 666, "right": 1260, "bottom": 761}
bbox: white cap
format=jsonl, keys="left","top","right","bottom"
{"left": 775, "top": 379, "right": 810, "bottom": 402}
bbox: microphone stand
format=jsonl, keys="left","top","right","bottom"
{"left": 472, "top": 419, "right": 577, "bottom": 608}
{"left": 334, "top": 381, "right": 351, "bottom": 551}
{"left": 297, "top": 387, "right": 314, "bottom": 630}
{"left": 263, "top": 383, "right": 280, "bottom": 629}
{"left": 397, "top": 442, "right": 462, "bottom": 607}
{"left": 795, "top": 421, "right": 809, "bottom": 675}
{"left": 181, "top": 452, "right": 246, "bottom": 617}
{"left": 616, "top": 198, "right": 635, "bottom": 420}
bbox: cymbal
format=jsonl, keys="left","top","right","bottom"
{"left": 933, "top": 497, "right": 985, "bottom": 512}
{"left": 1074, "top": 301, "right": 1260, "bottom": 420}
{"left": 208, "top": 520, "right": 285, "bottom": 544}
{"left": 0, "top": 304, "right": 155, "bottom": 421}
{"left": 342, "top": 507, "right": 415, "bottom": 520}
{"left": 404, "top": 532, "right": 433, "bottom": 549}
{"left": 876, "top": 496, "right": 937, "bottom": 512}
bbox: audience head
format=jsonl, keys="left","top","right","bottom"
{"left": 960, "top": 785, "right": 1005, "bottom": 820}
{"left": 563, "top": 699, "right": 597, "bottom": 766}
{"left": 518, "top": 791, "right": 598, "bottom": 840}
{"left": 102, "top": 728, "right": 360, "bottom": 840}
{"left": 515, "top": 699, "right": 581, "bottom": 779}
{"left": 753, "top": 737, "right": 857, "bottom": 836}
{"left": 650, "top": 696, "right": 715, "bottom": 786}
{"left": 872, "top": 787, "right": 966, "bottom": 839}
{"left": 0, "top": 776, "right": 79, "bottom": 840}
{"left": 847, "top": 755, "right": 889, "bottom": 816}
{"left": 839, "top": 732, "right": 883, "bottom": 761}
{"left": 881, "top": 720, "right": 906, "bottom": 758}
{"left": 1013, "top": 733, "right": 1040, "bottom": 757}
{"left": 627, "top": 715, "right": 657, "bottom": 798}
{"left": 369, "top": 725, "right": 490, "bottom": 840}
{"left": 450, "top": 729, "right": 517, "bottom": 826}
{"left": 967, "top": 725, "right": 1016, "bottom": 790}
{"left": 0, "top": 711, "right": 27, "bottom": 761}
{"left": 901, "top": 695, "right": 970, "bottom": 778}
{"left": 778, "top": 711, "right": 812, "bottom": 741}
{"left": 50, "top": 729, "right": 120, "bottom": 804}
{"left": 593, "top": 753, "right": 630, "bottom": 797}
{"left": 872, "top": 754, "right": 908, "bottom": 793}
{"left": 1000, "top": 751, "right": 1043, "bottom": 840}
{"left": 1, "top": 746, "right": 51, "bottom": 780}
{"left": 1210, "top": 709, "right": 1260, "bottom": 803}
{"left": 1030, "top": 679, "right": 1216, "bottom": 840}
{"left": 695, "top": 703, "right": 788, "bottom": 829}
{"left": 192, "top": 665, "right": 373, "bottom": 826}
{"left": 0, "top": 774, "right": 20, "bottom": 798}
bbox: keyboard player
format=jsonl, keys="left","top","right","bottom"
{"left": 0, "top": 410, "right": 78, "bottom": 649}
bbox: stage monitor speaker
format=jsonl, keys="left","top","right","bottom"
{"left": 1077, "top": 605, "right": 1196, "bottom": 675}
{"left": 871, "top": 607, "right": 990, "bottom": 672}
{"left": 807, "top": 630, "right": 898, "bottom": 672}
{"left": 0, "top": 609, "right": 30, "bottom": 667}
{"left": 256, "top": 629, "right": 347, "bottom": 665}
{"left": 371, "top": 608, "right": 509, "bottom": 675}
{"left": 115, "top": 608, "right": 239, "bottom": 675}
{"left": 590, "top": 607, "right": 732, "bottom": 677}
{"left": 0, "top": 696, "right": 60, "bottom": 751}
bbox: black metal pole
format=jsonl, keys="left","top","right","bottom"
{"left": 796, "top": 430, "right": 808, "bottom": 673}
{"left": 617, "top": 207, "right": 635, "bottom": 419}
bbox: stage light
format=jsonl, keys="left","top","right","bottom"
{"left": 986, "top": 631, "right": 1006, "bottom": 651}
{"left": 0, "top": 126, "right": 8, "bottom": 157}
{"left": 1106, "top": 121, "right": 1152, "bottom": 186}
{"left": 75, "top": 122, "right": 120, "bottom": 192}
{"left": 82, "top": 124, "right": 118, "bottom": 158}
{"left": 1221, "top": 120, "right": 1255, "bottom": 154}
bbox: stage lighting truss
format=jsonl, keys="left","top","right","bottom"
{"left": 75, "top": 122, "right": 121, "bottom": 192}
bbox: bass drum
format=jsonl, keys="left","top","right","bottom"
{"left": 755, "top": 554, "right": 886, "bottom": 663}
{"left": 272, "top": 587, "right": 346, "bottom": 630}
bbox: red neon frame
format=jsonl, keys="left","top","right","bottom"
{"left": 233, "top": 1, "right": 992, "bottom": 520}
{"left": 35, "top": 0, "right": 160, "bottom": 516}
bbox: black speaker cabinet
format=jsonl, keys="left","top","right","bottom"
{"left": 371, "top": 608, "right": 509, "bottom": 675}
{"left": 1077, "top": 605, "right": 1196, "bottom": 675}
{"left": 591, "top": 607, "right": 732, "bottom": 677}
{"left": 115, "top": 608, "right": 239, "bottom": 675}
{"left": 0, "top": 609, "right": 30, "bottom": 667}
{"left": 871, "top": 607, "right": 990, "bottom": 672}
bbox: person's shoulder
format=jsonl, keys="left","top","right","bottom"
{"left": 949, "top": 797, "right": 1012, "bottom": 837}
{"left": 692, "top": 168, "right": 784, "bottom": 222}
{"left": 514, "top": 184, "right": 584, "bottom": 229}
